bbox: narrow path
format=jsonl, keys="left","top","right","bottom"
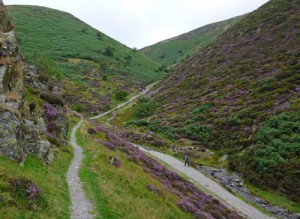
{"left": 137, "top": 145, "right": 271, "bottom": 219}
{"left": 67, "top": 120, "right": 94, "bottom": 219}
{"left": 90, "top": 82, "right": 158, "bottom": 120}
{"left": 66, "top": 83, "right": 157, "bottom": 218}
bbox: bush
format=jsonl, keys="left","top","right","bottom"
{"left": 114, "top": 89, "right": 128, "bottom": 100}
{"left": 192, "top": 104, "right": 210, "bottom": 115}
{"left": 72, "top": 103, "right": 86, "bottom": 113}
{"left": 87, "top": 128, "right": 96, "bottom": 134}
{"left": 240, "top": 112, "right": 300, "bottom": 201}
{"left": 252, "top": 113, "right": 300, "bottom": 175}
{"left": 43, "top": 102, "right": 59, "bottom": 121}
{"left": 133, "top": 98, "right": 158, "bottom": 118}
{"left": 104, "top": 46, "right": 115, "bottom": 57}
{"left": 41, "top": 93, "right": 64, "bottom": 106}
{"left": 9, "top": 177, "right": 46, "bottom": 209}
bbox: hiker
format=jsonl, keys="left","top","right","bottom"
{"left": 184, "top": 155, "right": 189, "bottom": 167}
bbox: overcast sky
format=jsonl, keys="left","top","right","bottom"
{"left": 4, "top": 0, "right": 269, "bottom": 49}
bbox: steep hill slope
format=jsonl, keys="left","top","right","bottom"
{"left": 7, "top": 5, "right": 165, "bottom": 114}
{"left": 140, "top": 15, "right": 243, "bottom": 66}
{"left": 125, "top": 0, "right": 300, "bottom": 202}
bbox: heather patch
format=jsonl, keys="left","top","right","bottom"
{"left": 89, "top": 120, "right": 241, "bottom": 218}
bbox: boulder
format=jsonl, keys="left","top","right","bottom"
{"left": 0, "top": 111, "right": 22, "bottom": 159}
{"left": 38, "top": 140, "right": 51, "bottom": 159}
{"left": 36, "top": 117, "right": 47, "bottom": 134}
{"left": 2, "top": 31, "right": 18, "bottom": 54}
{"left": 0, "top": 65, "right": 7, "bottom": 93}
{"left": 27, "top": 140, "right": 51, "bottom": 161}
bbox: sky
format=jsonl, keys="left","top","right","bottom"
{"left": 4, "top": 0, "right": 269, "bottom": 49}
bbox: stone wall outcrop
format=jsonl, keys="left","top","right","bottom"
{"left": 0, "top": 1, "right": 68, "bottom": 163}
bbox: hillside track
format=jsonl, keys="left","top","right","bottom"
{"left": 67, "top": 120, "right": 95, "bottom": 219}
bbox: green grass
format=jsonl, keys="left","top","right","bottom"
{"left": 132, "top": 0, "right": 300, "bottom": 202}
{"left": 76, "top": 121, "right": 192, "bottom": 219}
{"left": 8, "top": 5, "right": 163, "bottom": 83}
{"left": 8, "top": 5, "right": 165, "bottom": 114}
{"left": 246, "top": 184, "right": 300, "bottom": 213}
{"left": 140, "top": 15, "right": 243, "bottom": 66}
{"left": 0, "top": 145, "right": 73, "bottom": 219}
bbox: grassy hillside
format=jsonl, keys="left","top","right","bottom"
{"left": 118, "top": 0, "right": 300, "bottom": 203}
{"left": 8, "top": 5, "right": 165, "bottom": 114}
{"left": 140, "top": 16, "right": 243, "bottom": 66}
{"left": 0, "top": 137, "right": 73, "bottom": 218}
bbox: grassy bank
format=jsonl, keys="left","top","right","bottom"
{"left": 76, "top": 120, "right": 192, "bottom": 219}
{"left": 0, "top": 145, "right": 73, "bottom": 218}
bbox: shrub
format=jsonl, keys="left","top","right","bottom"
{"left": 133, "top": 98, "right": 158, "bottom": 118}
{"left": 87, "top": 128, "right": 96, "bottom": 134}
{"left": 104, "top": 46, "right": 115, "bottom": 57}
{"left": 72, "top": 103, "right": 86, "bottom": 113}
{"left": 43, "top": 102, "right": 59, "bottom": 121}
{"left": 113, "top": 156, "right": 121, "bottom": 168}
{"left": 114, "top": 89, "right": 128, "bottom": 100}
{"left": 9, "top": 177, "right": 45, "bottom": 209}
{"left": 29, "top": 103, "right": 36, "bottom": 115}
{"left": 47, "top": 121, "right": 58, "bottom": 132}
{"left": 46, "top": 132, "right": 61, "bottom": 146}
{"left": 240, "top": 112, "right": 300, "bottom": 201}
{"left": 41, "top": 93, "right": 64, "bottom": 106}
{"left": 192, "top": 104, "right": 210, "bottom": 115}
{"left": 102, "top": 75, "right": 108, "bottom": 81}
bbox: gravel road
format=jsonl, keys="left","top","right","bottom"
{"left": 137, "top": 145, "right": 272, "bottom": 219}
{"left": 67, "top": 120, "right": 94, "bottom": 219}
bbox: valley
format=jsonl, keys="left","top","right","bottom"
{"left": 0, "top": 0, "right": 299, "bottom": 218}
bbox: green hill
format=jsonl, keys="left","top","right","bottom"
{"left": 8, "top": 5, "right": 165, "bottom": 114}
{"left": 140, "top": 15, "right": 243, "bottom": 66}
{"left": 119, "top": 0, "right": 300, "bottom": 203}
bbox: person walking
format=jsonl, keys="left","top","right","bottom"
{"left": 184, "top": 155, "right": 189, "bottom": 167}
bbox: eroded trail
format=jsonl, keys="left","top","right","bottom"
{"left": 67, "top": 120, "right": 94, "bottom": 219}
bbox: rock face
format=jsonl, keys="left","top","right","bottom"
{"left": 0, "top": 111, "right": 22, "bottom": 160}
{"left": 0, "top": 2, "right": 68, "bottom": 163}
{"left": 0, "top": 27, "right": 24, "bottom": 160}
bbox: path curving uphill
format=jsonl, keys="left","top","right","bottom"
{"left": 70, "top": 81, "right": 270, "bottom": 219}
{"left": 90, "top": 82, "right": 158, "bottom": 120}
{"left": 67, "top": 120, "right": 94, "bottom": 219}
{"left": 66, "top": 83, "right": 157, "bottom": 218}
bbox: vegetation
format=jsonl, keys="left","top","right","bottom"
{"left": 77, "top": 120, "right": 241, "bottom": 218}
{"left": 133, "top": 97, "right": 159, "bottom": 118}
{"left": 8, "top": 5, "right": 165, "bottom": 114}
{"left": 0, "top": 147, "right": 73, "bottom": 218}
{"left": 140, "top": 16, "right": 243, "bottom": 66}
{"left": 114, "top": 89, "right": 129, "bottom": 101}
{"left": 238, "top": 112, "right": 300, "bottom": 201}
{"left": 117, "top": 0, "right": 300, "bottom": 203}
{"left": 76, "top": 121, "right": 193, "bottom": 219}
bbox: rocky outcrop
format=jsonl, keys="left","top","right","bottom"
{"left": 198, "top": 166, "right": 300, "bottom": 219}
{"left": 0, "top": 29, "right": 24, "bottom": 160}
{"left": 0, "top": 1, "right": 68, "bottom": 163}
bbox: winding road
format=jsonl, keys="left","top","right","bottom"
{"left": 67, "top": 83, "right": 157, "bottom": 218}
{"left": 68, "top": 81, "right": 271, "bottom": 219}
